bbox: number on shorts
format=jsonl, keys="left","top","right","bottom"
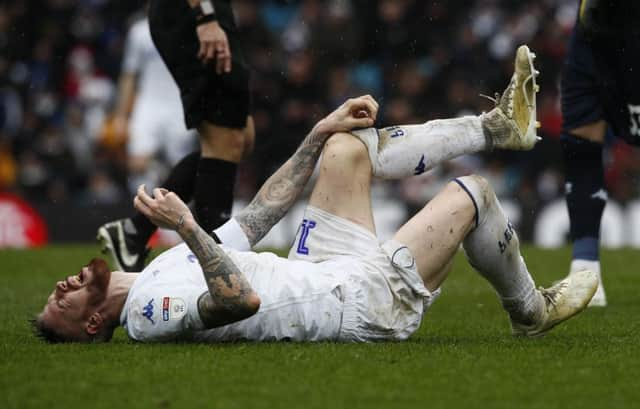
{"left": 296, "top": 219, "right": 316, "bottom": 255}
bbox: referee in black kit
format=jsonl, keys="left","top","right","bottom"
{"left": 98, "top": 0, "right": 255, "bottom": 271}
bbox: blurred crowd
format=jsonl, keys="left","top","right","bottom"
{"left": 1, "top": 0, "right": 640, "bottom": 213}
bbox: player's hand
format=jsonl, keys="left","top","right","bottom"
{"left": 134, "top": 185, "right": 195, "bottom": 232}
{"left": 196, "top": 21, "right": 232, "bottom": 74}
{"left": 315, "top": 95, "right": 379, "bottom": 135}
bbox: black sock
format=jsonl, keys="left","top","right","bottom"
{"left": 561, "top": 133, "right": 606, "bottom": 261}
{"left": 194, "top": 157, "right": 237, "bottom": 233}
{"left": 129, "top": 151, "right": 201, "bottom": 244}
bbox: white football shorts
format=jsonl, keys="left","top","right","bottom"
{"left": 288, "top": 205, "right": 441, "bottom": 342}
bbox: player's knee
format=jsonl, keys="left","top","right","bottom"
{"left": 323, "top": 132, "right": 371, "bottom": 168}
{"left": 453, "top": 175, "right": 497, "bottom": 212}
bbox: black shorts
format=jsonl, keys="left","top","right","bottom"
{"left": 561, "top": 23, "right": 640, "bottom": 145}
{"left": 148, "top": 0, "right": 250, "bottom": 130}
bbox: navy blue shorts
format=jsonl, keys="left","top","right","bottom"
{"left": 561, "top": 24, "right": 640, "bottom": 145}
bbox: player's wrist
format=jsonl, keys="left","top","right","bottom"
{"left": 312, "top": 119, "right": 332, "bottom": 139}
{"left": 191, "top": 0, "right": 218, "bottom": 26}
{"left": 176, "top": 214, "right": 197, "bottom": 235}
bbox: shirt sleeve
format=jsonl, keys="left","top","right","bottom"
{"left": 124, "top": 284, "right": 206, "bottom": 342}
{"left": 213, "top": 218, "right": 251, "bottom": 251}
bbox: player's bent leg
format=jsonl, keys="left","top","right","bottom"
{"left": 308, "top": 132, "right": 375, "bottom": 232}
{"left": 482, "top": 45, "right": 540, "bottom": 150}
{"left": 350, "top": 46, "right": 541, "bottom": 181}
{"left": 562, "top": 125, "right": 608, "bottom": 306}
{"left": 392, "top": 181, "right": 476, "bottom": 291}
{"left": 351, "top": 118, "right": 487, "bottom": 180}
{"left": 455, "top": 175, "right": 598, "bottom": 336}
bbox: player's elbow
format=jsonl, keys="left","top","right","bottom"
{"left": 232, "top": 292, "right": 261, "bottom": 320}
{"left": 243, "top": 292, "right": 261, "bottom": 316}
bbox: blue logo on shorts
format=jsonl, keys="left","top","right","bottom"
{"left": 142, "top": 299, "right": 155, "bottom": 325}
{"left": 414, "top": 154, "right": 426, "bottom": 175}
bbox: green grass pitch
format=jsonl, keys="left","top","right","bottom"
{"left": 1, "top": 245, "right": 639, "bottom": 409}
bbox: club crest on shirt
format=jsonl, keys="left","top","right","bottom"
{"left": 162, "top": 297, "right": 186, "bottom": 321}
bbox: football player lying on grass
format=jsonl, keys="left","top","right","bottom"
{"left": 34, "top": 46, "right": 597, "bottom": 344}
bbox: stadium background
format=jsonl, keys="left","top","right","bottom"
{"left": 1, "top": 0, "right": 640, "bottom": 246}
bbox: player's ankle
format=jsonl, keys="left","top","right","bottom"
{"left": 480, "top": 109, "right": 509, "bottom": 151}
{"left": 504, "top": 289, "right": 545, "bottom": 326}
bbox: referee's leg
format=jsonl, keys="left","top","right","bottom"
{"left": 195, "top": 117, "right": 255, "bottom": 233}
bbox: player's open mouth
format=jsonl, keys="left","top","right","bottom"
{"left": 78, "top": 266, "right": 92, "bottom": 284}
{"left": 65, "top": 267, "right": 88, "bottom": 288}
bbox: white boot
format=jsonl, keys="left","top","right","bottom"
{"left": 511, "top": 269, "right": 598, "bottom": 337}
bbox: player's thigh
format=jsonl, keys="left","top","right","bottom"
{"left": 308, "top": 132, "right": 375, "bottom": 232}
{"left": 393, "top": 181, "right": 475, "bottom": 289}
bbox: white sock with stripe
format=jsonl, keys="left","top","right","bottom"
{"left": 455, "top": 175, "right": 544, "bottom": 325}
{"left": 352, "top": 116, "right": 487, "bottom": 179}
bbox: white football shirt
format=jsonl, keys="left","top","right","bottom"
{"left": 120, "top": 244, "right": 345, "bottom": 342}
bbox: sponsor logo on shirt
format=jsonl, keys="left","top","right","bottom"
{"left": 163, "top": 297, "right": 187, "bottom": 321}
{"left": 142, "top": 299, "right": 155, "bottom": 325}
{"left": 187, "top": 254, "right": 197, "bottom": 263}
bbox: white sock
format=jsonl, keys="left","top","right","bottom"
{"left": 571, "top": 259, "right": 606, "bottom": 306}
{"left": 455, "top": 175, "right": 544, "bottom": 324}
{"left": 570, "top": 259, "right": 600, "bottom": 276}
{"left": 352, "top": 116, "right": 486, "bottom": 179}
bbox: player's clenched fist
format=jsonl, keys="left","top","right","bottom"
{"left": 316, "top": 95, "right": 379, "bottom": 135}
{"left": 134, "top": 185, "right": 195, "bottom": 232}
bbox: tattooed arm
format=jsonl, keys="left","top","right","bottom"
{"left": 233, "top": 123, "right": 329, "bottom": 246}
{"left": 180, "top": 218, "right": 260, "bottom": 328}
{"left": 134, "top": 186, "right": 260, "bottom": 328}
{"left": 234, "top": 95, "right": 380, "bottom": 247}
